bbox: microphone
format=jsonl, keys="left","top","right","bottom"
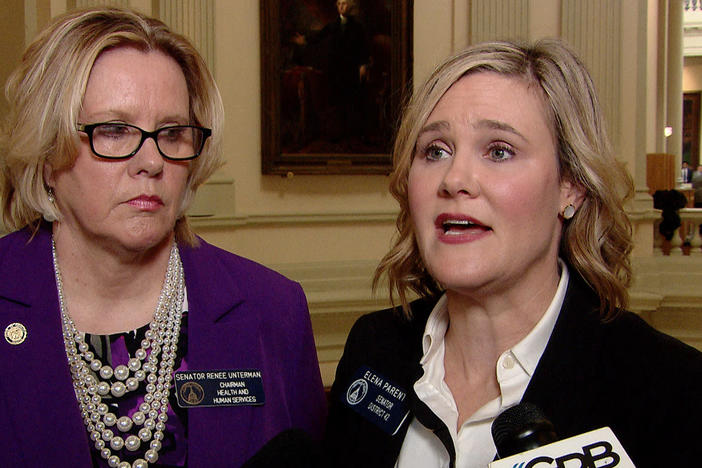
{"left": 491, "top": 402, "right": 558, "bottom": 458}
{"left": 489, "top": 403, "right": 636, "bottom": 468}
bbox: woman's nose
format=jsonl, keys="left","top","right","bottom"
{"left": 439, "top": 152, "right": 480, "bottom": 198}
{"left": 128, "top": 137, "right": 164, "bottom": 177}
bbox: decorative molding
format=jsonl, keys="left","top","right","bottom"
{"left": 186, "top": 179, "right": 399, "bottom": 229}
{"left": 189, "top": 211, "right": 398, "bottom": 229}
{"left": 685, "top": 1, "right": 702, "bottom": 56}
{"left": 273, "top": 260, "right": 390, "bottom": 314}
{"left": 187, "top": 178, "right": 236, "bottom": 218}
{"left": 272, "top": 260, "right": 392, "bottom": 386}
{"left": 268, "top": 255, "right": 702, "bottom": 385}
{"left": 60, "top": 2, "right": 215, "bottom": 69}
{"left": 189, "top": 205, "right": 660, "bottom": 230}
{"left": 469, "top": 0, "right": 529, "bottom": 44}
{"left": 73, "top": 0, "right": 130, "bottom": 8}
{"left": 561, "top": 0, "right": 621, "bottom": 150}
{"left": 157, "top": 0, "right": 215, "bottom": 72}
{"left": 626, "top": 207, "right": 660, "bottom": 222}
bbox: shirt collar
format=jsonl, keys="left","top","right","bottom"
{"left": 420, "top": 294, "right": 448, "bottom": 364}
{"left": 511, "top": 260, "right": 569, "bottom": 375}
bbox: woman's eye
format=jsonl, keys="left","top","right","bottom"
{"left": 424, "top": 144, "right": 450, "bottom": 161}
{"left": 161, "top": 127, "right": 186, "bottom": 142}
{"left": 488, "top": 144, "right": 515, "bottom": 162}
{"left": 97, "top": 125, "right": 130, "bottom": 138}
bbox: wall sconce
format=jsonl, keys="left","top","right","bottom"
{"left": 664, "top": 126, "right": 673, "bottom": 137}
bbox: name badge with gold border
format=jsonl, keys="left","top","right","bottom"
{"left": 174, "top": 369, "right": 265, "bottom": 408}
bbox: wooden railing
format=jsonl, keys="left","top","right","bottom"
{"left": 655, "top": 208, "right": 702, "bottom": 255}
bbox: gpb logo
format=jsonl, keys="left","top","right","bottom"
{"left": 523, "top": 441, "right": 621, "bottom": 468}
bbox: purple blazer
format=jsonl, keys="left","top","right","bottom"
{"left": 0, "top": 224, "right": 327, "bottom": 467}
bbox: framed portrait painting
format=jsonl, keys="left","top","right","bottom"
{"left": 260, "top": 0, "right": 413, "bottom": 174}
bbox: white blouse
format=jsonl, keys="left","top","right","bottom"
{"left": 395, "top": 262, "right": 570, "bottom": 468}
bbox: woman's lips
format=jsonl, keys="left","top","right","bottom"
{"left": 435, "top": 213, "right": 491, "bottom": 243}
{"left": 127, "top": 195, "right": 164, "bottom": 211}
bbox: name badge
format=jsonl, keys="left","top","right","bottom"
{"left": 174, "top": 369, "right": 265, "bottom": 408}
{"left": 341, "top": 365, "right": 410, "bottom": 435}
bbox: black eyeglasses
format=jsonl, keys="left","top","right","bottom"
{"left": 76, "top": 123, "right": 212, "bottom": 161}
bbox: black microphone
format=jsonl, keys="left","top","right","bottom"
{"left": 490, "top": 403, "right": 636, "bottom": 468}
{"left": 491, "top": 402, "right": 558, "bottom": 459}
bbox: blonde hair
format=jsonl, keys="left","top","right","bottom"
{"left": 0, "top": 6, "right": 224, "bottom": 245}
{"left": 374, "top": 39, "right": 633, "bottom": 320}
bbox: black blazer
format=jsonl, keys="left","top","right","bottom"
{"left": 324, "top": 273, "right": 702, "bottom": 467}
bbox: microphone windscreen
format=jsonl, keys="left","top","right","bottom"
{"left": 491, "top": 402, "right": 558, "bottom": 458}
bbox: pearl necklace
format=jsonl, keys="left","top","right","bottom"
{"left": 52, "top": 239, "right": 185, "bottom": 468}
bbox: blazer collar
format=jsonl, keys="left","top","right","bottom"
{"left": 178, "top": 238, "right": 245, "bottom": 324}
{"left": 401, "top": 279, "right": 601, "bottom": 467}
{"left": 1, "top": 228, "right": 246, "bottom": 323}
{"left": 521, "top": 272, "right": 604, "bottom": 433}
{"left": 0, "top": 224, "right": 55, "bottom": 308}
{"left": 525, "top": 271, "right": 602, "bottom": 384}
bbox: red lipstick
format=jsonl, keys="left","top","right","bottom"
{"left": 434, "top": 213, "right": 491, "bottom": 243}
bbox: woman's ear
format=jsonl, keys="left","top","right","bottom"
{"left": 560, "top": 178, "right": 586, "bottom": 210}
{"left": 43, "top": 162, "right": 55, "bottom": 188}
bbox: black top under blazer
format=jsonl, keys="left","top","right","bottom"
{"left": 324, "top": 271, "right": 702, "bottom": 467}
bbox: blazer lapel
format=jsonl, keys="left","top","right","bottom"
{"left": 521, "top": 273, "right": 605, "bottom": 438}
{"left": 179, "top": 240, "right": 264, "bottom": 467}
{"left": 179, "top": 239, "right": 248, "bottom": 366}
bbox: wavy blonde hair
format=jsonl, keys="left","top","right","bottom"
{"left": 374, "top": 39, "right": 633, "bottom": 320}
{"left": 0, "top": 6, "right": 224, "bottom": 245}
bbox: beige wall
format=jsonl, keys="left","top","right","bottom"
{"left": 684, "top": 57, "right": 702, "bottom": 90}
{"left": 0, "top": 0, "right": 26, "bottom": 119}
{"left": 0, "top": 0, "right": 660, "bottom": 264}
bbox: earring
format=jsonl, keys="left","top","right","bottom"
{"left": 562, "top": 204, "right": 576, "bottom": 220}
{"left": 47, "top": 187, "right": 55, "bottom": 204}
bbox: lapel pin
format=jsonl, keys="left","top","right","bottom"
{"left": 4, "top": 322, "right": 27, "bottom": 345}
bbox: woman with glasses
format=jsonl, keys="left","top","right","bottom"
{"left": 0, "top": 7, "right": 325, "bottom": 467}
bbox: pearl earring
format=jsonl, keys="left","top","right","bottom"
{"left": 562, "top": 204, "right": 576, "bottom": 220}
